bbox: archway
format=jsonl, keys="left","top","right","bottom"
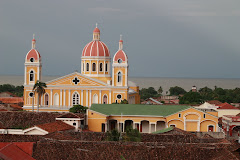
{"left": 208, "top": 125, "right": 214, "bottom": 132}
{"left": 93, "top": 94, "right": 98, "bottom": 104}
{"left": 103, "top": 95, "right": 108, "bottom": 104}
{"left": 109, "top": 119, "right": 117, "bottom": 131}
{"left": 53, "top": 93, "right": 59, "bottom": 106}
{"left": 125, "top": 120, "right": 133, "bottom": 131}
{"left": 141, "top": 120, "right": 150, "bottom": 133}
{"left": 44, "top": 93, "right": 49, "bottom": 106}
{"left": 232, "top": 126, "right": 240, "bottom": 137}
{"left": 156, "top": 121, "right": 166, "bottom": 131}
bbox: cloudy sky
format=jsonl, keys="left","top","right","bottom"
{"left": 0, "top": 0, "right": 240, "bottom": 78}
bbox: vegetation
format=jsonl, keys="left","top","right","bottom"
{"left": 107, "top": 129, "right": 120, "bottom": 141}
{"left": 124, "top": 126, "right": 141, "bottom": 142}
{"left": 32, "top": 81, "right": 47, "bottom": 112}
{"left": 140, "top": 87, "right": 159, "bottom": 99}
{"left": 179, "top": 91, "right": 203, "bottom": 104}
{"left": 169, "top": 86, "right": 186, "bottom": 96}
{"left": 158, "top": 86, "right": 163, "bottom": 95}
{"left": 69, "top": 105, "right": 88, "bottom": 113}
{"left": 0, "top": 84, "right": 24, "bottom": 97}
{"left": 120, "top": 99, "right": 128, "bottom": 104}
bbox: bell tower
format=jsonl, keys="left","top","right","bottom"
{"left": 112, "top": 35, "right": 128, "bottom": 86}
{"left": 24, "top": 34, "right": 42, "bottom": 86}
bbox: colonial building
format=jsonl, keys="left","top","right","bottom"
{"left": 23, "top": 25, "right": 140, "bottom": 112}
{"left": 88, "top": 104, "right": 219, "bottom": 133}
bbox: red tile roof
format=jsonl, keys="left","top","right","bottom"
{"left": 218, "top": 103, "right": 239, "bottom": 110}
{"left": 0, "top": 142, "right": 35, "bottom": 160}
{"left": 0, "top": 122, "right": 4, "bottom": 129}
{"left": 10, "top": 104, "right": 23, "bottom": 109}
{"left": 57, "top": 113, "right": 81, "bottom": 118}
{"left": 0, "top": 97, "right": 24, "bottom": 104}
{"left": 36, "top": 121, "right": 74, "bottom": 133}
{"left": 0, "top": 92, "right": 18, "bottom": 97}
{"left": 207, "top": 100, "right": 222, "bottom": 106}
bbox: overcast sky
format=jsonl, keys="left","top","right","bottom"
{"left": 0, "top": 0, "right": 240, "bottom": 78}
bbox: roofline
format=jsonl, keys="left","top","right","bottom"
{"left": 108, "top": 114, "right": 164, "bottom": 117}
{"left": 88, "top": 109, "right": 107, "bottom": 117}
{"left": 165, "top": 106, "right": 191, "bottom": 118}
{"left": 191, "top": 107, "right": 219, "bottom": 118}
{"left": 56, "top": 118, "right": 82, "bottom": 120}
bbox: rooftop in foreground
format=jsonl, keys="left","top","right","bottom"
{"left": 90, "top": 104, "right": 190, "bottom": 117}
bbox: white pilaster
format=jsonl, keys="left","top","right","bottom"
{"left": 81, "top": 90, "right": 83, "bottom": 105}
{"left": 90, "top": 60, "right": 92, "bottom": 74}
{"left": 50, "top": 89, "right": 53, "bottom": 106}
{"left": 86, "top": 90, "right": 88, "bottom": 107}
{"left": 63, "top": 90, "right": 66, "bottom": 106}
{"left": 99, "top": 90, "right": 102, "bottom": 104}
{"left": 89, "top": 90, "right": 92, "bottom": 107}
{"left": 112, "top": 67, "right": 114, "bottom": 86}
{"left": 97, "top": 60, "right": 99, "bottom": 74}
{"left": 60, "top": 89, "right": 62, "bottom": 106}
{"left": 104, "top": 61, "right": 106, "bottom": 74}
{"left": 109, "top": 90, "right": 112, "bottom": 104}
{"left": 68, "top": 89, "right": 71, "bottom": 107}
{"left": 24, "top": 67, "right": 27, "bottom": 85}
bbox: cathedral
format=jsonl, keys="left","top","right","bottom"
{"left": 23, "top": 25, "right": 140, "bottom": 112}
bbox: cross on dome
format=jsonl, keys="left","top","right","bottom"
{"left": 72, "top": 77, "right": 80, "bottom": 85}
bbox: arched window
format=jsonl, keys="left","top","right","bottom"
{"left": 82, "top": 63, "right": 84, "bottom": 71}
{"left": 103, "top": 95, "right": 108, "bottom": 104}
{"left": 100, "top": 63, "right": 103, "bottom": 72}
{"left": 93, "top": 94, "right": 98, "bottom": 104}
{"left": 105, "top": 63, "right": 108, "bottom": 72}
{"left": 73, "top": 92, "right": 79, "bottom": 105}
{"left": 30, "top": 70, "right": 34, "bottom": 82}
{"left": 86, "top": 63, "right": 89, "bottom": 71}
{"left": 53, "top": 93, "right": 59, "bottom": 106}
{"left": 30, "top": 58, "right": 34, "bottom": 62}
{"left": 117, "top": 72, "right": 122, "bottom": 83}
{"left": 92, "top": 63, "right": 96, "bottom": 71}
{"left": 44, "top": 93, "right": 49, "bottom": 106}
{"left": 118, "top": 59, "right": 122, "bottom": 64}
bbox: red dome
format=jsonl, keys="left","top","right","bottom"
{"left": 93, "top": 27, "right": 100, "bottom": 33}
{"left": 32, "top": 39, "right": 36, "bottom": 42}
{"left": 26, "top": 49, "right": 41, "bottom": 61}
{"left": 113, "top": 50, "right": 127, "bottom": 62}
{"left": 82, "top": 41, "right": 110, "bottom": 57}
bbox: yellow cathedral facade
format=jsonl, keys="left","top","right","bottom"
{"left": 23, "top": 25, "right": 140, "bottom": 112}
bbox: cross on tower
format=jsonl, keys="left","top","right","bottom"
{"left": 72, "top": 77, "right": 80, "bottom": 85}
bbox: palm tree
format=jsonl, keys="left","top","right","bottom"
{"left": 32, "top": 80, "right": 47, "bottom": 112}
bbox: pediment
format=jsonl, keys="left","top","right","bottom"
{"left": 46, "top": 72, "right": 108, "bottom": 87}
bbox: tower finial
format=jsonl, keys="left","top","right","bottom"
{"left": 120, "top": 34, "right": 122, "bottom": 40}
{"left": 119, "top": 34, "right": 123, "bottom": 50}
{"left": 32, "top": 33, "right": 36, "bottom": 49}
{"left": 96, "top": 23, "right": 98, "bottom": 28}
{"left": 33, "top": 34, "right": 35, "bottom": 39}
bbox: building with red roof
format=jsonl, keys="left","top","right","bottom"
{"left": 216, "top": 103, "right": 240, "bottom": 117}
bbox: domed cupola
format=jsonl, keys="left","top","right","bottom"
{"left": 25, "top": 34, "right": 41, "bottom": 63}
{"left": 81, "top": 24, "right": 111, "bottom": 82}
{"left": 112, "top": 35, "right": 128, "bottom": 87}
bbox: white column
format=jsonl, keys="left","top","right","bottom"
{"left": 50, "top": 89, "right": 53, "bottom": 106}
{"left": 109, "top": 90, "right": 112, "bottom": 104}
{"left": 123, "top": 122, "right": 125, "bottom": 132}
{"left": 97, "top": 60, "right": 99, "bottom": 74}
{"left": 60, "top": 89, "right": 62, "bottom": 106}
{"left": 89, "top": 90, "right": 92, "bottom": 107}
{"left": 104, "top": 61, "right": 106, "bottom": 74}
{"left": 86, "top": 90, "right": 89, "bottom": 107}
{"left": 125, "top": 68, "right": 127, "bottom": 86}
{"left": 24, "top": 67, "right": 27, "bottom": 85}
{"left": 81, "top": 90, "right": 83, "bottom": 105}
{"left": 105, "top": 122, "right": 107, "bottom": 132}
{"left": 68, "top": 90, "right": 71, "bottom": 107}
{"left": 99, "top": 90, "right": 102, "bottom": 104}
{"left": 63, "top": 90, "right": 66, "bottom": 106}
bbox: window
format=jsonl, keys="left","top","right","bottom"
{"left": 203, "top": 114, "right": 206, "bottom": 118}
{"left": 178, "top": 113, "right": 181, "bottom": 118}
{"left": 92, "top": 63, "right": 96, "bottom": 71}
{"left": 105, "top": 63, "right": 108, "bottom": 72}
{"left": 73, "top": 92, "right": 79, "bottom": 105}
{"left": 170, "top": 124, "right": 176, "bottom": 127}
{"left": 82, "top": 63, "right": 84, "bottom": 71}
{"left": 117, "top": 72, "right": 122, "bottom": 83}
{"left": 30, "top": 70, "right": 34, "bottom": 81}
{"left": 73, "top": 123, "right": 76, "bottom": 126}
{"left": 29, "top": 92, "right": 34, "bottom": 97}
{"left": 100, "top": 63, "right": 103, "bottom": 72}
{"left": 86, "top": 63, "right": 89, "bottom": 71}
{"left": 118, "top": 59, "right": 122, "bottom": 64}
{"left": 44, "top": 93, "right": 49, "bottom": 105}
{"left": 117, "top": 94, "right": 122, "bottom": 99}
{"left": 30, "top": 58, "right": 34, "bottom": 62}
{"left": 116, "top": 100, "right": 118, "bottom": 103}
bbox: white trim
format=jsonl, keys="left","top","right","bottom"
{"left": 50, "top": 89, "right": 53, "bottom": 106}
{"left": 200, "top": 119, "right": 217, "bottom": 124}
{"left": 72, "top": 91, "right": 80, "bottom": 105}
{"left": 81, "top": 90, "right": 83, "bottom": 106}
{"left": 63, "top": 90, "right": 66, "bottom": 106}
{"left": 60, "top": 89, "right": 62, "bottom": 106}
{"left": 23, "top": 126, "right": 49, "bottom": 135}
{"left": 86, "top": 90, "right": 89, "bottom": 107}
{"left": 109, "top": 90, "right": 112, "bottom": 104}
{"left": 99, "top": 90, "right": 102, "bottom": 104}
{"left": 68, "top": 89, "right": 71, "bottom": 106}
{"left": 89, "top": 90, "right": 92, "bottom": 107}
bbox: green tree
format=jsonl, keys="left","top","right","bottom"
{"left": 198, "top": 87, "right": 214, "bottom": 101}
{"left": 121, "top": 99, "right": 128, "bottom": 104}
{"left": 169, "top": 86, "right": 186, "bottom": 96}
{"left": 107, "top": 129, "right": 120, "bottom": 141}
{"left": 179, "top": 91, "right": 202, "bottom": 104}
{"left": 140, "top": 87, "right": 158, "bottom": 99}
{"left": 158, "top": 86, "right": 163, "bottom": 95}
{"left": 69, "top": 105, "right": 88, "bottom": 113}
{"left": 124, "top": 126, "right": 141, "bottom": 142}
{"left": 32, "top": 81, "right": 47, "bottom": 112}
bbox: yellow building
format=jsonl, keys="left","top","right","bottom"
{"left": 88, "top": 104, "right": 219, "bottom": 133}
{"left": 23, "top": 26, "right": 140, "bottom": 112}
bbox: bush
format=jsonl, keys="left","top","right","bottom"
{"left": 124, "top": 126, "right": 141, "bottom": 142}
{"left": 69, "top": 105, "right": 88, "bottom": 113}
{"left": 107, "top": 129, "right": 120, "bottom": 141}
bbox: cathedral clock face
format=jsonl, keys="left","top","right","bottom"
{"left": 72, "top": 77, "right": 80, "bottom": 85}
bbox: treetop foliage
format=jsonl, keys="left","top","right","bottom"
{"left": 0, "top": 84, "right": 24, "bottom": 97}
{"left": 69, "top": 105, "right": 88, "bottom": 113}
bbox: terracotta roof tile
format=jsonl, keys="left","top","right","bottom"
{"left": 0, "top": 97, "right": 24, "bottom": 104}
{"left": 10, "top": 104, "right": 23, "bottom": 109}
{"left": 218, "top": 103, "right": 239, "bottom": 110}
{"left": 57, "top": 113, "right": 81, "bottom": 118}
{"left": 36, "top": 121, "right": 74, "bottom": 133}
{"left": 0, "top": 143, "right": 35, "bottom": 160}
{"left": 207, "top": 100, "right": 223, "bottom": 106}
